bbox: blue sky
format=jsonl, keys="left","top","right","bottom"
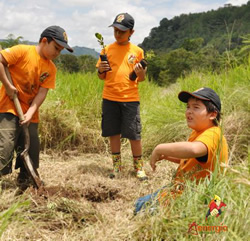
{"left": 0, "top": 0, "right": 248, "bottom": 52}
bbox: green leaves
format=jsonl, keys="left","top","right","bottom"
{"left": 95, "top": 32, "right": 106, "bottom": 53}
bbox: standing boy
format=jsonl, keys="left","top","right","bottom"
{"left": 96, "top": 13, "right": 147, "bottom": 180}
{"left": 0, "top": 26, "right": 73, "bottom": 188}
{"left": 135, "top": 87, "right": 228, "bottom": 213}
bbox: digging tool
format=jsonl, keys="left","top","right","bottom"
{"left": 4, "top": 66, "right": 43, "bottom": 189}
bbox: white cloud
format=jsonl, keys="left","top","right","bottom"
{"left": 226, "top": 0, "right": 249, "bottom": 5}
{"left": 0, "top": 0, "right": 248, "bottom": 52}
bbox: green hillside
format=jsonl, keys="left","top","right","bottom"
{"left": 140, "top": 1, "right": 250, "bottom": 53}
{"left": 0, "top": 39, "right": 99, "bottom": 58}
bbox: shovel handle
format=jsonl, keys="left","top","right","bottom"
{"left": 4, "top": 66, "right": 25, "bottom": 121}
{"left": 4, "top": 66, "right": 43, "bottom": 189}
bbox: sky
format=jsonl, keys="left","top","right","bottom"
{"left": 0, "top": 0, "right": 249, "bottom": 52}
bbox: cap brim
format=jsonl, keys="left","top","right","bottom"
{"left": 53, "top": 38, "right": 73, "bottom": 53}
{"left": 109, "top": 23, "right": 130, "bottom": 31}
{"left": 178, "top": 91, "right": 210, "bottom": 103}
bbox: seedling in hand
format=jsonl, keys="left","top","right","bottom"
{"left": 95, "top": 32, "right": 111, "bottom": 71}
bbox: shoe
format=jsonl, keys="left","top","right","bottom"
{"left": 109, "top": 167, "right": 121, "bottom": 179}
{"left": 136, "top": 170, "right": 148, "bottom": 181}
{"left": 16, "top": 172, "right": 35, "bottom": 191}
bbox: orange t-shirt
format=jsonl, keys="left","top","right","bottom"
{"left": 0, "top": 45, "right": 56, "bottom": 123}
{"left": 157, "top": 126, "right": 228, "bottom": 205}
{"left": 176, "top": 126, "right": 228, "bottom": 181}
{"left": 96, "top": 42, "right": 144, "bottom": 102}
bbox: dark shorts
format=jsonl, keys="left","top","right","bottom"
{"left": 101, "top": 99, "right": 141, "bottom": 140}
{"left": 0, "top": 113, "right": 40, "bottom": 175}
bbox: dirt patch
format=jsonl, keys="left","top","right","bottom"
{"left": 84, "top": 183, "right": 120, "bottom": 202}
{"left": 28, "top": 183, "right": 120, "bottom": 204}
{"left": 28, "top": 185, "right": 82, "bottom": 200}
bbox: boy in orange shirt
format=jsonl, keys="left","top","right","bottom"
{"left": 96, "top": 13, "right": 147, "bottom": 181}
{"left": 0, "top": 26, "right": 73, "bottom": 188}
{"left": 135, "top": 87, "right": 228, "bottom": 213}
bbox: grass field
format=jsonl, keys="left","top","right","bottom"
{"left": 0, "top": 64, "right": 249, "bottom": 240}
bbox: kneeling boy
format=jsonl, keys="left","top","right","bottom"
{"left": 135, "top": 87, "right": 228, "bottom": 214}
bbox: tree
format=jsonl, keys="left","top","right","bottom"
{"left": 54, "top": 54, "right": 80, "bottom": 73}
{"left": 181, "top": 38, "right": 204, "bottom": 52}
{"left": 0, "top": 34, "right": 26, "bottom": 49}
{"left": 78, "top": 55, "right": 97, "bottom": 73}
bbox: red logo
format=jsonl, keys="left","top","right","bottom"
{"left": 188, "top": 195, "right": 228, "bottom": 235}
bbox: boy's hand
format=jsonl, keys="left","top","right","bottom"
{"left": 5, "top": 84, "right": 18, "bottom": 100}
{"left": 133, "top": 63, "right": 146, "bottom": 81}
{"left": 19, "top": 112, "right": 32, "bottom": 126}
{"left": 150, "top": 150, "right": 161, "bottom": 171}
{"left": 98, "top": 61, "right": 110, "bottom": 74}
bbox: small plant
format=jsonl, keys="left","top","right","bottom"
{"left": 95, "top": 32, "right": 111, "bottom": 71}
{"left": 95, "top": 33, "right": 106, "bottom": 54}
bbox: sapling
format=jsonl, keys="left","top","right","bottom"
{"left": 95, "top": 32, "right": 111, "bottom": 72}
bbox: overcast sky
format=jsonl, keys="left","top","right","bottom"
{"left": 0, "top": 0, "right": 248, "bottom": 52}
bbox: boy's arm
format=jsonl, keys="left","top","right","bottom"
{"left": 0, "top": 54, "right": 17, "bottom": 99}
{"left": 20, "top": 86, "right": 48, "bottom": 125}
{"left": 150, "top": 141, "right": 207, "bottom": 171}
{"left": 135, "top": 63, "right": 146, "bottom": 82}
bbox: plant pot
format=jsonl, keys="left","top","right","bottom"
{"left": 100, "top": 54, "right": 111, "bottom": 72}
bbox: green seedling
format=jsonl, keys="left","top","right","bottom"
{"left": 95, "top": 32, "right": 111, "bottom": 71}
{"left": 95, "top": 32, "right": 106, "bottom": 54}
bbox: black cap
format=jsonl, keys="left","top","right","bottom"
{"left": 178, "top": 87, "right": 221, "bottom": 111}
{"left": 109, "top": 13, "right": 134, "bottom": 31}
{"left": 41, "top": 25, "right": 73, "bottom": 53}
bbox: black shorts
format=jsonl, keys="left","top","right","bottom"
{"left": 101, "top": 99, "right": 141, "bottom": 140}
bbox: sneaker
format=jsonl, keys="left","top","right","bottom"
{"left": 136, "top": 170, "right": 148, "bottom": 181}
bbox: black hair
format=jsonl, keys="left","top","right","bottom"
{"left": 39, "top": 36, "right": 53, "bottom": 43}
{"left": 202, "top": 100, "right": 221, "bottom": 126}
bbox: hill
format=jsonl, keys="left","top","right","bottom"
{"left": 0, "top": 39, "right": 99, "bottom": 58}
{"left": 140, "top": 1, "right": 250, "bottom": 53}
{"left": 61, "top": 46, "right": 99, "bottom": 58}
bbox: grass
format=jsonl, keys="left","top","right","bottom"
{"left": 0, "top": 63, "right": 249, "bottom": 240}
{"left": 39, "top": 65, "right": 249, "bottom": 163}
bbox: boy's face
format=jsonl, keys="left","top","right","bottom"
{"left": 113, "top": 27, "right": 134, "bottom": 45}
{"left": 185, "top": 98, "right": 217, "bottom": 131}
{"left": 41, "top": 38, "right": 64, "bottom": 60}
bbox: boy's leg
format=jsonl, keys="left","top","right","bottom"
{"left": 134, "top": 190, "right": 160, "bottom": 214}
{"left": 101, "top": 99, "right": 122, "bottom": 178}
{"left": 109, "top": 135, "right": 122, "bottom": 178}
{"left": 15, "top": 123, "right": 40, "bottom": 187}
{"left": 120, "top": 101, "right": 148, "bottom": 180}
{"left": 130, "top": 139, "right": 148, "bottom": 181}
{"left": 130, "top": 140, "right": 148, "bottom": 181}
{"left": 0, "top": 113, "right": 19, "bottom": 176}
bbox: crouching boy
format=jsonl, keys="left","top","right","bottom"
{"left": 135, "top": 87, "right": 228, "bottom": 214}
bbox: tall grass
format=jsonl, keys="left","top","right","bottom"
{"left": 132, "top": 163, "right": 250, "bottom": 240}
{"left": 0, "top": 198, "right": 30, "bottom": 238}
{"left": 40, "top": 66, "right": 249, "bottom": 164}
{"left": 0, "top": 65, "right": 249, "bottom": 240}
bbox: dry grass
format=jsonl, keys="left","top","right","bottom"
{"left": 0, "top": 149, "right": 177, "bottom": 241}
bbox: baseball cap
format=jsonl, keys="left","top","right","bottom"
{"left": 178, "top": 87, "right": 221, "bottom": 111}
{"left": 40, "top": 25, "right": 73, "bottom": 53}
{"left": 109, "top": 13, "right": 134, "bottom": 31}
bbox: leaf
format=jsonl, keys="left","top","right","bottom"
{"left": 95, "top": 33, "right": 103, "bottom": 41}
{"left": 95, "top": 32, "right": 105, "bottom": 52}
